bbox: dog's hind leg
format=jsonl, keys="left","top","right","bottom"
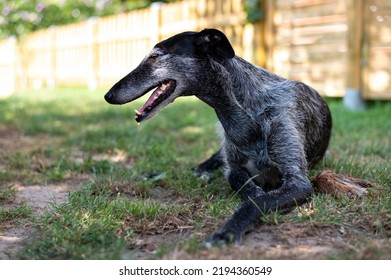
{"left": 195, "top": 149, "right": 224, "bottom": 174}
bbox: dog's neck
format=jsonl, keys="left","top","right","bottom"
{"left": 223, "top": 57, "right": 286, "bottom": 107}
{"left": 196, "top": 56, "right": 292, "bottom": 147}
{"left": 196, "top": 57, "right": 275, "bottom": 145}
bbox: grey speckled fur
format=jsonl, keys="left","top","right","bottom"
{"left": 105, "top": 29, "right": 332, "bottom": 246}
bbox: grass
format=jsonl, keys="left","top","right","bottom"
{"left": 0, "top": 87, "right": 390, "bottom": 259}
{"left": 0, "top": 186, "right": 16, "bottom": 203}
{"left": 0, "top": 206, "right": 32, "bottom": 226}
{"left": 0, "top": 184, "right": 33, "bottom": 230}
{"left": 0, "top": 186, "right": 33, "bottom": 230}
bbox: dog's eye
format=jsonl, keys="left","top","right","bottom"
{"left": 150, "top": 53, "right": 162, "bottom": 59}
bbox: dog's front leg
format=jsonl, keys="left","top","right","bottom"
{"left": 227, "top": 168, "right": 265, "bottom": 201}
{"left": 195, "top": 149, "right": 224, "bottom": 173}
{"left": 205, "top": 173, "right": 313, "bottom": 247}
{"left": 195, "top": 149, "right": 224, "bottom": 180}
{"left": 205, "top": 167, "right": 265, "bottom": 246}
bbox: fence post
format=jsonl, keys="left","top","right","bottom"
{"left": 150, "top": 2, "right": 163, "bottom": 45}
{"left": 48, "top": 26, "right": 56, "bottom": 88}
{"left": 242, "top": 24, "right": 254, "bottom": 63}
{"left": 16, "top": 36, "right": 27, "bottom": 90}
{"left": 87, "top": 18, "right": 98, "bottom": 90}
{"left": 344, "top": 0, "right": 366, "bottom": 110}
{"left": 264, "top": 0, "right": 275, "bottom": 71}
{"left": 254, "top": 22, "right": 266, "bottom": 67}
{"left": 0, "top": 37, "right": 17, "bottom": 97}
{"left": 11, "top": 37, "right": 17, "bottom": 95}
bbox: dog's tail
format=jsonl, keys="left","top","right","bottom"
{"left": 310, "top": 170, "right": 378, "bottom": 197}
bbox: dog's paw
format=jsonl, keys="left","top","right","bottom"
{"left": 194, "top": 168, "right": 213, "bottom": 182}
{"left": 204, "top": 228, "right": 242, "bottom": 248}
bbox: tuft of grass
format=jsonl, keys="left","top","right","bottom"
{"left": 0, "top": 170, "right": 7, "bottom": 181}
{"left": 0, "top": 205, "right": 32, "bottom": 226}
{"left": 0, "top": 186, "right": 16, "bottom": 203}
{"left": 19, "top": 183, "right": 131, "bottom": 259}
{"left": 5, "top": 152, "right": 31, "bottom": 170}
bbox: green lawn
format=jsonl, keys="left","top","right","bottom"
{"left": 0, "top": 88, "right": 390, "bottom": 259}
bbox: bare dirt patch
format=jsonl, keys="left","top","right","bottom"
{"left": 0, "top": 182, "right": 82, "bottom": 259}
{"left": 0, "top": 227, "right": 34, "bottom": 260}
{"left": 13, "top": 183, "right": 75, "bottom": 215}
{"left": 117, "top": 221, "right": 353, "bottom": 260}
{"left": 0, "top": 125, "right": 55, "bottom": 155}
{"left": 156, "top": 222, "right": 389, "bottom": 260}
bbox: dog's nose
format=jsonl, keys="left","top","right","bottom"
{"left": 104, "top": 92, "right": 114, "bottom": 103}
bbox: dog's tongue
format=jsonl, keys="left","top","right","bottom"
{"left": 135, "top": 87, "right": 161, "bottom": 116}
{"left": 135, "top": 81, "right": 170, "bottom": 117}
{"left": 136, "top": 89, "right": 159, "bottom": 115}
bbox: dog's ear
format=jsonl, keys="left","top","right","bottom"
{"left": 194, "top": 29, "right": 235, "bottom": 61}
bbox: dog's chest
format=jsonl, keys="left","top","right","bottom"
{"left": 218, "top": 121, "right": 265, "bottom": 159}
{"left": 245, "top": 160, "right": 261, "bottom": 177}
{"left": 244, "top": 159, "right": 282, "bottom": 190}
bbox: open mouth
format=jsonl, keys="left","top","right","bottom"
{"left": 134, "top": 79, "right": 176, "bottom": 122}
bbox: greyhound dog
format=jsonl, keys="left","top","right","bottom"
{"left": 105, "top": 29, "right": 371, "bottom": 246}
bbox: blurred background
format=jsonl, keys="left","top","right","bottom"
{"left": 0, "top": 0, "right": 390, "bottom": 101}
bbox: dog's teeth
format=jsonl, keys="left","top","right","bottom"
{"left": 135, "top": 109, "right": 142, "bottom": 116}
{"left": 160, "top": 84, "right": 167, "bottom": 90}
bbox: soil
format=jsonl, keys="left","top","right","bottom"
{"left": 164, "top": 224, "right": 348, "bottom": 260}
{"left": 0, "top": 183, "right": 77, "bottom": 259}
{"left": 1, "top": 125, "right": 389, "bottom": 260}
{"left": 0, "top": 125, "right": 82, "bottom": 259}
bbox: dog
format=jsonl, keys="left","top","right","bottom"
{"left": 104, "top": 28, "right": 372, "bottom": 246}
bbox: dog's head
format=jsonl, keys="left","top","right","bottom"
{"left": 104, "top": 28, "right": 235, "bottom": 122}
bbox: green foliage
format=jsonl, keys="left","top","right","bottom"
{"left": 244, "top": 0, "right": 264, "bottom": 23}
{"left": 0, "top": 0, "right": 176, "bottom": 39}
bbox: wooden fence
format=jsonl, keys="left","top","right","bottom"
{"left": 0, "top": 0, "right": 258, "bottom": 96}
{"left": 0, "top": 37, "right": 17, "bottom": 97}
{"left": 0, "top": 0, "right": 390, "bottom": 99}
{"left": 265, "top": 0, "right": 391, "bottom": 99}
{"left": 364, "top": 0, "right": 391, "bottom": 99}
{"left": 267, "top": 0, "right": 349, "bottom": 97}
